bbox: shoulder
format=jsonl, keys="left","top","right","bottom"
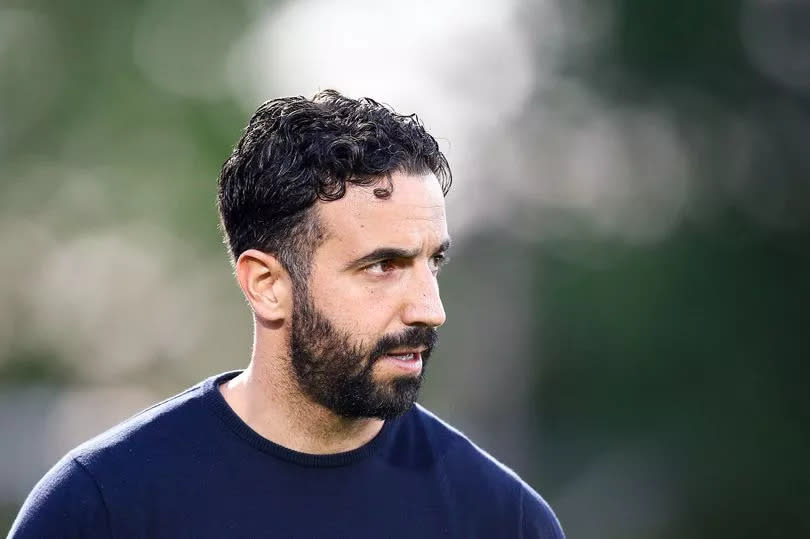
{"left": 70, "top": 375, "right": 210, "bottom": 470}
{"left": 38, "top": 373, "right": 219, "bottom": 494}
{"left": 9, "top": 374, "right": 225, "bottom": 537}
{"left": 8, "top": 456, "right": 111, "bottom": 538}
{"left": 404, "top": 405, "right": 565, "bottom": 538}
{"left": 406, "top": 404, "right": 526, "bottom": 486}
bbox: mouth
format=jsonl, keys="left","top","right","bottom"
{"left": 384, "top": 347, "right": 426, "bottom": 359}
{"left": 385, "top": 352, "right": 418, "bottom": 361}
{"left": 378, "top": 350, "right": 423, "bottom": 374}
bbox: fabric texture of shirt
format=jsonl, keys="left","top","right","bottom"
{"left": 8, "top": 371, "right": 565, "bottom": 538}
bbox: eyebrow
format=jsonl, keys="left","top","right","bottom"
{"left": 344, "top": 238, "right": 452, "bottom": 270}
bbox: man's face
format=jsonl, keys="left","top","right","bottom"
{"left": 289, "top": 172, "right": 449, "bottom": 419}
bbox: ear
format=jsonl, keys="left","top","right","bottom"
{"left": 235, "top": 249, "right": 293, "bottom": 324}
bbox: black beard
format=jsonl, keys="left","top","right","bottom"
{"left": 289, "top": 289, "right": 438, "bottom": 420}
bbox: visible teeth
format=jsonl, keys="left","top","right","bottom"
{"left": 389, "top": 353, "right": 413, "bottom": 360}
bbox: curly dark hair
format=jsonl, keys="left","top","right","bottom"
{"left": 217, "top": 89, "right": 452, "bottom": 283}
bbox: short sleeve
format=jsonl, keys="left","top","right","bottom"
{"left": 519, "top": 483, "right": 565, "bottom": 539}
{"left": 8, "top": 456, "right": 112, "bottom": 539}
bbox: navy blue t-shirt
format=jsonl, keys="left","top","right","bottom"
{"left": 9, "top": 371, "right": 564, "bottom": 538}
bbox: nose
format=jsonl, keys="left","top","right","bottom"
{"left": 401, "top": 263, "right": 446, "bottom": 328}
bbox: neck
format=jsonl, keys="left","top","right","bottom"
{"left": 219, "top": 353, "right": 384, "bottom": 455}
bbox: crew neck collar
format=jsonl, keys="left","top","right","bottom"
{"left": 202, "top": 370, "right": 400, "bottom": 467}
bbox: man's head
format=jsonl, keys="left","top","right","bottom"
{"left": 218, "top": 90, "right": 452, "bottom": 420}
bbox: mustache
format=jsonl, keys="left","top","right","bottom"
{"left": 370, "top": 326, "right": 439, "bottom": 361}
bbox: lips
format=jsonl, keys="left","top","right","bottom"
{"left": 385, "top": 352, "right": 418, "bottom": 361}
{"left": 385, "top": 346, "right": 425, "bottom": 357}
{"left": 379, "top": 351, "right": 423, "bottom": 374}
{"left": 368, "top": 327, "right": 438, "bottom": 365}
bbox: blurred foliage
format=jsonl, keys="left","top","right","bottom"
{"left": 0, "top": 0, "right": 249, "bottom": 256}
{"left": 0, "top": 347, "right": 76, "bottom": 387}
{"left": 534, "top": 219, "right": 810, "bottom": 536}
{"left": 530, "top": 1, "right": 810, "bottom": 537}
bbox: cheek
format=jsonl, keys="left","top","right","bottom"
{"left": 313, "top": 278, "right": 400, "bottom": 333}
{"left": 333, "top": 285, "right": 395, "bottom": 315}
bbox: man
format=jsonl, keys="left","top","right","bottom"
{"left": 9, "top": 90, "right": 564, "bottom": 538}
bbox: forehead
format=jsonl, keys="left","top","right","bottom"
{"left": 316, "top": 172, "right": 448, "bottom": 255}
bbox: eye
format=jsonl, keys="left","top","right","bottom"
{"left": 365, "top": 259, "right": 397, "bottom": 275}
{"left": 429, "top": 254, "right": 448, "bottom": 273}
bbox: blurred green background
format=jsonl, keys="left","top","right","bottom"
{"left": 2, "top": 0, "right": 809, "bottom": 537}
